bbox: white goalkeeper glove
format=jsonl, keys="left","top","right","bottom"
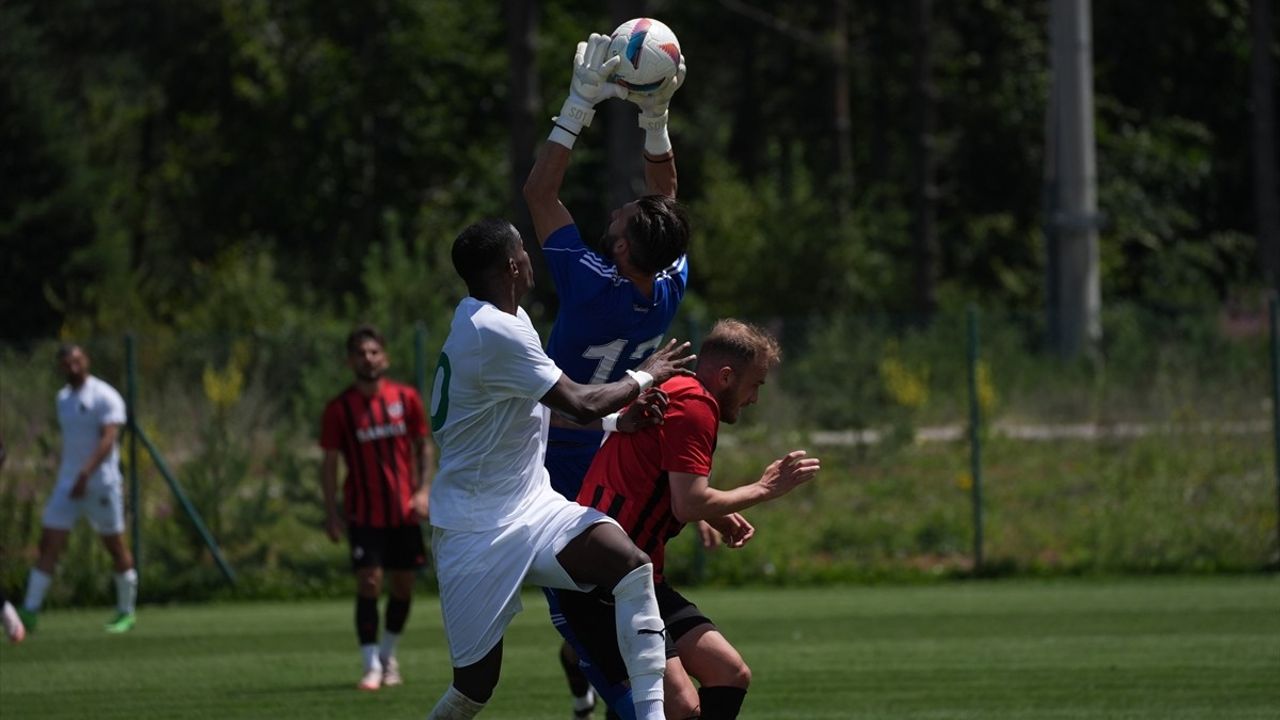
{"left": 629, "top": 55, "right": 687, "bottom": 155}
{"left": 550, "top": 33, "right": 627, "bottom": 149}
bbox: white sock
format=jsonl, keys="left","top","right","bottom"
{"left": 361, "top": 644, "right": 382, "bottom": 672}
{"left": 635, "top": 699, "right": 663, "bottom": 720}
{"left": 24, "top": 569, "right": 52, "bottom": 612}
{"left": 379, "top": 631, "right": 400, "bottom": 662}
{"left": 114, "top": 569, "right": 138, "bottom": 614}
{"left": 425, "top": 685, "right": 485, "bottom": 720}
{"left": 611, "top": 563, "right": 666, "bottom": 718}
{"left": 572, "top": 687, "right": 595, "bottom": 712}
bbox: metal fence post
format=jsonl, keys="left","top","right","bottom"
{"left": 967, "top": 306, "right": 985, "bottom": 571}
{"left": 125, "top": 334, "right": 140, "bottom": 576}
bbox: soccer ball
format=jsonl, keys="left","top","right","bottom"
{"left": 607, "top": 18, "right": 681, "bottom": 95}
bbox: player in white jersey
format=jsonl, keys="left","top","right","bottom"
{"left": 19, "top": 344, "right": 137, "bottom": 634}
{"left": 421, "top": 218, "right": 695, "bottom": 720}
{"left": 0, "top": 435, "right": 26, "bottom": 643}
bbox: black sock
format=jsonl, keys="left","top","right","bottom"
{"left": 698, "top": 686, "right": 747, "bottom": 720}
{"left": 356, "top": 596, "right": 379, "bottom": 645}
{"left": 559, "top": 642, "right": 592, "bottom": 697}
{"left": 385, "top": 596, "right": 411, "bottom": 635}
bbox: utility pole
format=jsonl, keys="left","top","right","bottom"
{"left": 1046, "top": 0, "right": 1101, "bottom": 358}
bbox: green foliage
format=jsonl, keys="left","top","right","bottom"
{"left": 2, "top": 0, "right": 1268, "bottom": 342}
{"left": 0, "top": 1, "right": 1275, "bottom": 602}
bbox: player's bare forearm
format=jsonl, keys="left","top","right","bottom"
{"left": 541, "top": 339, "right": 693, "bottom": 423}
{"left": 78, "top": 424, "right": 121, "bottom": 478}
{"left": 523, "top": 142, "right": 575, "bottom": 245}
{"left": 644, "top": 150, "right": 677, "bottom": 198}
{"left": 320, "top": 452, "right": 340, "bottom": 516}
{"left": 320, "top": 451, "right": 345, "bottom": 540}
{"left": 414, "top": 438, "right": 436, "bottom": 491}
{"left": 541, "top": 375, "right": 642, "bottom": 425}
{"left": 669, "top": 472, "right": 771, "bottom": 523}
{"left": 548, "top": 412, "right": 603, "bottom": 431}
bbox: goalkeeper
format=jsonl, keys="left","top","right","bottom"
{"left": 522, "top": 31, "right": 706, "bottom": 720}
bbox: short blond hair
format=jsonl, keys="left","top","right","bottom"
{"left": 699, "top": 319, "right": 781, "bottom": 370}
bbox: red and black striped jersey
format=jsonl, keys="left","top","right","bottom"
{"left": 577, "top": 375, "right": 718, "bottom": 581}
{"left": 320, "top": 380, "right": 428, "bottom": 528}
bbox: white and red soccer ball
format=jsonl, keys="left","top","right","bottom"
{"left": 607, "top": 18, "right": 681, "bottom": 95}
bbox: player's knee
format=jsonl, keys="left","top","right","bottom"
{"left": 356, "top": 574, "right": 381, "bottom": 597}
{"left": 630, "top": 549, "right": 652, "bottom": 572}
{"left": 728, "top": 658, "right": 752, "bottom": 689}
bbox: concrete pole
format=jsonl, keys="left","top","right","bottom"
{"left": 1048, "top": 0, "right": 1101, "bottom": 357}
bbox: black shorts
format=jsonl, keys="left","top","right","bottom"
{"left": 347, "top": 524, "right": 428, "bottom": 572}
{"left": 557, "top": 580, "right": 715, "bottom": 686}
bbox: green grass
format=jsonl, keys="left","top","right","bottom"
{"left": 2, "top": 577, "right": 1278, "bottom": 719}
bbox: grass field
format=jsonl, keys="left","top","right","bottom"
{"left": 1, "top": 577, "right": 1277, "bottom": 719}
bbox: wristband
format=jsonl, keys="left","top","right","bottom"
{"left": 625, "top": 369, "right": 654, "bottom": 392}
{"left": 638, "top": 110, "right": 672, "bottom": 155}
{"left": 548, "top": 124, "right": 579, "bottom": 149}
{"left": 602, "top": 412, "right": 621, "bottom": 433}
{"left": 551, "top": 95, "right": 596, "bottom": 149}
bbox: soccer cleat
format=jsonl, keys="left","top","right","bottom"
{"left": 104, "top": 612, "right": 136, "bottom": 634}
{"left": 357, "top": 666, "right": 382, "bottom": 691}
{"left": 3, "top": 603, "right": 27, "bottom": 644}
{"left": 16, "top": 608, "right": 38, "bottom": 633}
{"left": 380, "top": 656, "right": 402, "bottom": 687}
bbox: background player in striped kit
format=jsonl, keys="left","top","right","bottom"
{"left": 523, "top": 31, "right": 702, "bottom": 720}
{"left": 320, "top": 325, "right": 434, "bottom": 690}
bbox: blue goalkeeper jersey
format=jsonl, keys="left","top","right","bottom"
{"left": 543, "top": 222, "right": 688, "bottom": 492}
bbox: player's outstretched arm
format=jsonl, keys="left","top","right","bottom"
{"left": 668, "top": 450, "right": 821, "bottom": 523}
{"left": 523, "top": 143, "right": 574, "bottom": 246}
{"left": 540, "top": 339, "right": 694, "bottom": 424}
{"left": 549, "top": 388, "right": 670, "bottom": 432}
{"left": 524, "top": 33, "right": 627, "bottom": 245}
{"left": 631, "top": 54, "right": 685, "bottom": 198}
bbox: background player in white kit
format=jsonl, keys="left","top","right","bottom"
{"left": 421, "top": 218, "right": 695, "bottom": 720}
{"left": 20, "top": 344, "right": 138, "bottom": 633}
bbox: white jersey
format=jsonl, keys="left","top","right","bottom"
{"left": 429, "top": 297, "right": 564, "bottom": 531}
{"left": 56, "top": 375, "right": 127, "bottom": 485}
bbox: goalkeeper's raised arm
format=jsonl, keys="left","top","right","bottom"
{"left": 634, "top": 53, "right": 686, "bottom": 199}
{"left": 523, "top": 33, "right": 626, "bottom": 245}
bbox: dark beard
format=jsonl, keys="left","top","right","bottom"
{"left": 355, "top": 369, "right": 382, "bottom": 383}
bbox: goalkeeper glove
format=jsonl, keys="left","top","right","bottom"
{"left": 550, "top": 33, "right": 627, "bottom": 149}
{"left": 630, "top": 55, "right": 687, "bottom": 155}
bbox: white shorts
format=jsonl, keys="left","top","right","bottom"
{"left": 431, "top": 487, "right": 618, "bottom": 667}
{"left": 41, "top": 478, "right": 126, "bottom": 535}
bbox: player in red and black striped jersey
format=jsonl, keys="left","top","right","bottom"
{"left": 320, "top": 325, "right": 434, "bottom": 691}
{"left": 558, "top": 320, "right": 821, "bottom": 720}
